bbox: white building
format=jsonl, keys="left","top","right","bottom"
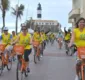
{"left": 31, "top": 20, "right": 60, "bottom": 32}
{"left": 68, "top": 0, "right": 85, "bottom": 27}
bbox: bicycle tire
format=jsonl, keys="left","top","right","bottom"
{"left": 24, "top": 70, "right": 28, "bottom": 77}
{"left": 34, "top": 48, "right": 38, "bottom": 64}
{"left": 38, "top": 55, "right": 40, "bottom": 61}
{"left": 7, "top": 59, "right": 12, "bottom": 71}
{"left": 16, "top": 61, "right": 23, "bottom": 80}
{"left": 34, "top": 55, "right": 37, "bottom": 64}
{"left": 0, "top": 57, "right": 3, "bottom": 76}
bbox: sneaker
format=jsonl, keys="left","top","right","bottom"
{"left": 27, "top": 68, "right": 30, "bottom": 73}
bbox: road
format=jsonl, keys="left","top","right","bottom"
{"left": 0, "top": 40, "right": 76, "bottom": 80}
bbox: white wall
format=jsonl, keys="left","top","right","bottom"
{"left": 73, "top": 0, "right": 80, "bottom": 9}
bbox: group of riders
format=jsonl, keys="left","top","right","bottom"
{"left": 0, "top": 17, "right": 85, "bottom": 80}
{"left": 0, "top": 25, "right": 48, "bottom": 73}
{"left": 57, "top": 17, "right": 85, "bottom": 80}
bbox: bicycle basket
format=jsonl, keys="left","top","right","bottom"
{"left": 58, "top": 38, "right": 62, "bottom": 41}
{"left": 13, "top": 45, "right": 24, "bottom": 55}
{"left": 32, "top": 41, "right": 40, "bottom": 47}
{"left": 0, "top": 44, "right": 6, "bottom": 52}
{"left": 77, "top": 47, "right": 85, "bottom": 59}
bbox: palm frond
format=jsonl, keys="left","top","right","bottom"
{"left": 1, "top": 0, "right": 10, "bottom": 11}
{"left": 11, "top": 7, "right": 16, "bottom": 15}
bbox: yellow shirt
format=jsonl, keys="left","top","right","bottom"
{"left": 50, "top": 34, "right": 55, "bottom": 39}
{"left": 18, "top": 32, "right": 31, "bottom": 49}
{"left": 74, "top": 28, "right": 85, "bottom": 47}
{"left": 1, "top": 33, "right": 12, "bottom": 45}
{"left": 33, "top": 32, "right": 42, "bottom": 43}
{"left": 12, "top": 35, "right": 17, "bottom": 42}
{"left": 64, "top": 33, "right": 71, "bottom": 40}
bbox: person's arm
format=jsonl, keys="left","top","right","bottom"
{"left": 12, "top": 36, "right": 20, "bottom": 44}
{"left": 69, "top": 30, "right": 75, "bottom": 47}
{"left": 64, "top": 27, "right": 67, "bottom": 34}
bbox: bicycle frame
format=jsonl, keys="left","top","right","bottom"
{"left": 0, "top": 44, "right": 8, "bottom": 65}
{"left": 13, "top": 45, "right": 26, "bottom": 71}
{"left": 77, "top": 47, "right": 85, "bottom": 80}
{"left": 34, "top": 46, "right": 40, "bottom": 56}
{"left": 33, "top": 41, "right": 40, "bottom": 56}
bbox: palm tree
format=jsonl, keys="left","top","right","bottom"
{"left": 0, "top": 0, "right": 10, "bottom": 30}
{"left": 12, "top": 4, "right": 24, "bottom": 34}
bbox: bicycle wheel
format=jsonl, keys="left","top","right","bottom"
{"left": 24, "top": 70, "right": 28, "bottom": 77}
{"left": 70, "top": 46, "right": 74, "bottom": 56}
{"left": 34, "top": 54, "right": 38, "bottom": 64}
{"left": 7, "top": 58, "right": 12, "bottom": 71}
{"left": 34, "top": 48, "right": 38, "bottom": 64}
{"left": 16, "top": 61, "right": 23, "bottom": 80}
{"left": 0, "top": 57, "right": 3, "bottom": 76}
{"left": 65, "top": 44, "right": 69, "bottom": 55}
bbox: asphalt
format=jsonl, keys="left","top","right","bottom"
{"left": 0, "top": 40, "right": 76, "bottom": 80}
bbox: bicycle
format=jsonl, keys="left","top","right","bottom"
{"left": 58, "top": 38, "right": 63, "bottom": 49}
{"left": 77, "top": 47, "right": 85, "bottom": 80}
{"left": 33, "top": 41, "right": 40, "bottom": 64}
{"left": 13, "top": 45, "right": 28, "bottom": 80}
{"left": 0, "top": 44, "right": 12, "bottom": 76}
{"left": 65, "top": 41, "right": 76, "bottom": 56}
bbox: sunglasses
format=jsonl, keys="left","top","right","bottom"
{"left": 22, "top": 29, "right": 27, "bottom": 31}
{"left": 4, "top": 30, "right": 8, "bottom": 31}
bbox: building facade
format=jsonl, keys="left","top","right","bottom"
{"left": 68, "top": 0, "right": 85, "bottom": 27}
{"left": 31, "top": 20, "right": 60, "bottom": 32}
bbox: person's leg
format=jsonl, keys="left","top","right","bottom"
{"left": 40, "top": 43, "right": 43, "bottom": 56}
{"left": 24, "top": 49, "right": 32, "bottom": 72}
{"left": 5, "top": 45, "right": 13, "bottom": 61}
{"left": 75, "top": 60, "right": 81, "bottom": 80}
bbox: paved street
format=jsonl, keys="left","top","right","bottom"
{"left": 0, "top": 41, "right": 76, "bottom": 80}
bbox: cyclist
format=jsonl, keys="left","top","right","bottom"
{"left": 40, "top": 30, "right": 46, "bottom": 56}
{"left": 57, "top": 31, "right": 63, "bottom": 49}
{"left": 12, "top": 25, "right": 32, "bottom": 72}
{"left": 64, "top": 27, "right": 71, "bottom": 52}
{"left": 32, "top": 29, "right": 42, "bottom": 56}
{"left": 50, "top": 33, "right": 55, "bottom": 45}
{"left": 41, "top": 31, "right": 46, "bottom": 49}
{"left": 0, "top": 27, "right": 13, "bottom": 61}
{"left": 11, "top": 31, "right": 17, "bottom": 42}
{"left": 69, "top": 18, "right": 85, "bottom": 80}
{"left": 11, "top": 31, "right": 17, "bottom": 61}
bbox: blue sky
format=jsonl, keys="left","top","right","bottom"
{"left": 0, "top": 0, "right": 72, "bottom": 32}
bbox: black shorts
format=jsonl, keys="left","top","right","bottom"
{"left": 24, "top": 49, "right": 32, "bottom": 62}
{"left": 64, "top": 40, "right": 70, "bottom": 43}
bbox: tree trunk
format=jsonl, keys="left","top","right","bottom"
{"left": 2, "top": 11, "right": 5, "bottom": 32}
{"left": 16, "top": 15, "right": 18, "bottom": 34}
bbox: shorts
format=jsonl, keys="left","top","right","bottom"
{"left": 64, "top": 40, "right": 70, "bottom": 43}
{"left": 4, "top": 45, "right": 13, "bottom": 55}
{"left": 24, "top": 49, "right": 32, "bottom": 62}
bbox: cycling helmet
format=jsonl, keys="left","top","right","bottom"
{"left": 3, "top": 27, "right": 8, "bottom": 31}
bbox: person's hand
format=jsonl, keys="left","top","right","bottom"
{"left": 11, "top": 42, "right": 15, "bottom": 45}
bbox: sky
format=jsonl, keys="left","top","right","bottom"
{"left": 0, "top": 0, "right": 72, "bottom": 32}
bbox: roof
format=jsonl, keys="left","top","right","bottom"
{"left": 32, "top": 20, "right": 58, "bottom": 22}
